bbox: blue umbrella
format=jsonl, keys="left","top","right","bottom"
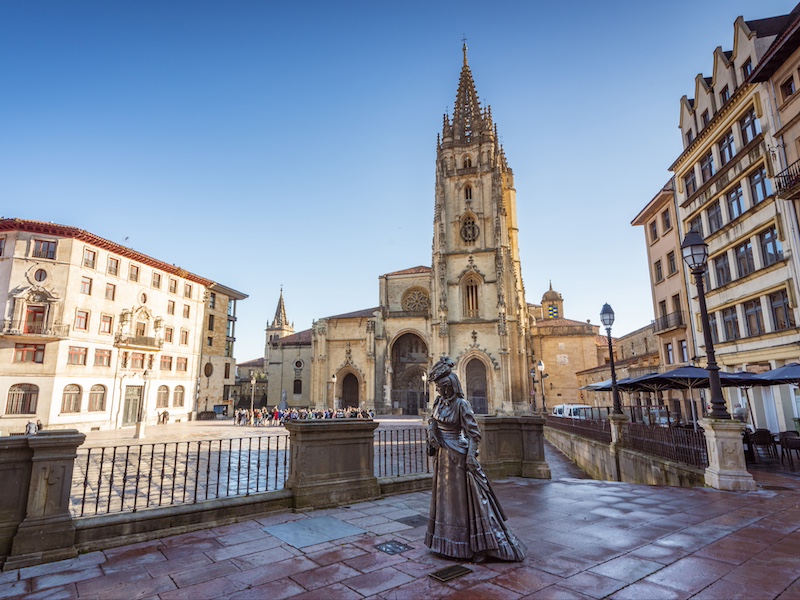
{"left": 752, "top": 363, "right": 800, "bottom": 386}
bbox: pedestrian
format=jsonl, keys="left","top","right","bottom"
{"left": 25, "top": 420, "right": 37, "bottom": 435}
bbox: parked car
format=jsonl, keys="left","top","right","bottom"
{"left": 551, "top": 404, "right": 592, "bottom": 419}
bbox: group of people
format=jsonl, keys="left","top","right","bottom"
{"left": 233, "top": 406, "right": 374, "bottom": 426}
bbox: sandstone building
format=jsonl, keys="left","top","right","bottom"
{"left": 0, "top": 219, "right": 246, "bottom": 435}
{"left": 247, "top": 48, "right": 603, "bottom": 415}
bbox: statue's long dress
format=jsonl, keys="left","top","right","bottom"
{"left": 425, "top": 397, "right": 526, "bottom": 561}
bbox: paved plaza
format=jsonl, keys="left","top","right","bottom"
{"left": 2, "top": 422, "right": 800, "bottom": 599}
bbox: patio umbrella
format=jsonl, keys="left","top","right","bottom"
{"left": 752, "top": 363, "right": 800, "bottom": 386}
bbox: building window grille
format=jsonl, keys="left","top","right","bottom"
{"left": 61, "top": 384, "right": 82, "bottom": 413}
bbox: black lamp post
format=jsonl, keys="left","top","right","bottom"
{"left": 529, "top": 367, "right": 538, "bottom": 412}
{"left": 600, "top": 304, "right": 623, "bottom": 416}
{"left": 537, "top": 360, "right": 547, "bottom": 412}
{"left": 681, "top": 230, "right": 730, "bottom": 419}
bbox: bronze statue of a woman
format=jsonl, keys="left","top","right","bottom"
{"left": 425, "top": 356, "right": 526, "bottom": 562}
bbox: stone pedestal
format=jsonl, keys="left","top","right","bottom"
{"left": 477, "top": 416, "right": 550, "bottom": 480}
{"left": 4, "top": 430, "right": 86, "bottom": 571}
{"left": 608, "top": 414, "right": 628, "bottom": 482}
{"left": 0, "top": 438, "right": 33, "bottom": 568}
{"left": 285, "top": 420, "right": 381, "bottom": 509}
{"left": 699, "top": 419, "right": 756, "bottom": 491}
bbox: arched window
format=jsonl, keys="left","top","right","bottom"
{"left": 463, "top": 156, "right": 472, "bottom": 168}
{"left": 156, "top": 385, "right": 169, "bottom": 408}
{"left": 464, "top": 185, "right": 473, "bottom": 200}
{"left": 173, "top": 386, "right": 185, "bottom": 407}
{"left": 463, "top": 276, "right": 480, "bottom": 318}
{"left": 6, "top": 384, "right": 38, "bottom": 414}
{"left": 61, "top": 384, "right": 82, "bottom": 413}
{"left": 89, "top": 384, "right": 106, "bottom": 411}
{"left": 293, "top": 379, "right": 302, "bottom": 394}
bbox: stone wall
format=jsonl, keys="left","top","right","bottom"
{"left": 545, "top": 427, "right": 705, "bottom": 487}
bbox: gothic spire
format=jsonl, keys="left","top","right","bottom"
{"left": 272, "top": 287, "right": 288, "bottom": 328}
{"left": 446, "top": 42, "right": 492, "bottom": 146}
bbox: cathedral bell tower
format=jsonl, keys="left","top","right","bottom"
{"left": 430, "top": 44, "right": 531, "bottom": 415}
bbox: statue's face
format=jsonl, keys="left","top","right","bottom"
{"left": 436, "top": 378, "right": 454, "bottom": 397}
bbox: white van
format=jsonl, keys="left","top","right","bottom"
{"left": 551, "top": 404, "right": 592, "bottom": 419}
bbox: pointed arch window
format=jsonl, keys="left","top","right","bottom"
{"left": 464, "top": 185, "right": 473, "bottom": 200}
{"left": 463, "top": 275, "right": 480, "bottom": 318}
{"left": 463, "top": 156, "right": 472, "bottom": 168}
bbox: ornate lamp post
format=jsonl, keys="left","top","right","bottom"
{"left": 529, "top": 367, "right": 538, "bottom": 412}
{"left": 681, "top": 230, "right": 730, "bottom": 419}
{"left": 537, "top": 360, "right": 547, "bottom": 412}
{"left": 421, "top": 371, "right": 428, "bottom": 408}
{"left": 600, "top": 304, "right": 623, "bottom": 416}
{"left": 250, "top": 373, "right": 256, "bottom": 423}
{"left": 331, "top": 373, "right": 337, "bottom": 410}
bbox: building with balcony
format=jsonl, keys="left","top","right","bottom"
{"left": 632, "top": 180, "right": 699, "bottom": 415}
{"left": 0, "top": 219, "right": 246, "bottom": 435}
{"left": 669, "top": 6, "right": 800, "bottom": 431}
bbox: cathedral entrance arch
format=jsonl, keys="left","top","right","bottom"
{"left": 390, "top": 332, "right": 428, "bottom": 415}
{"left": 342, "top": 373, "right": 359, "bottom": 408}
{"left": 465, "top": 358, "right": 488, "bottom": 414}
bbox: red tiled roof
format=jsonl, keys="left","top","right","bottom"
{"left": 383, "top": 266, "right": 431, "bottom": 276}
{"left": 275, "top": 329, "right": 312, "bottom": 346}
{"left": 0, "top": 218, "right": 214, "bottom": 286}
{"left": 533, "top": 317, "right": 594, "bottom": 328}
{"left": 323, "top": 307, "right": 379, "bottom": 320}
{"left": 237, "top": 357, "right": 265, "bottom": 368}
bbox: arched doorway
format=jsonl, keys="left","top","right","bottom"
{"left": 465, "top": 358, "right": 488, "bottom": 414}
{"left": 342, "top": 373, "right": 359, "bottom": 408}
{"left": 391, "top": 332, "right": 428, "bottom": 415}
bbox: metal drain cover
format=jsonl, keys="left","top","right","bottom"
{"left": 396, "top": 514, "right": 428, "bottom": 528}
{"left": 375, "top": 540, "right": 412, "bottom": 555}
{"left": 429, "top": 565, "right": 473, "bottom": 582}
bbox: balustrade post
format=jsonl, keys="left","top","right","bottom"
{"left": 608, "top": 414, "right": 628, "bottom": 482}
{"left": 4, "top": 430, "right": 85, "bottom": 571}
{"left": 698, "top": 419, "right": 756, "bottom": 491}
{"left": 285, "top": 420, "right": 380, "bottom": 509}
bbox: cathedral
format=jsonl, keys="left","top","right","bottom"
{"left": 253, "top": 47, "right": 602, "bottom": 415}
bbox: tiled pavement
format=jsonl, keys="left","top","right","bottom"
{"left": 2, "top": 443, "right": 800, "bottom": 599}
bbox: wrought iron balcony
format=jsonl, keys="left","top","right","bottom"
{"left": 776, "top": 158, "right": 800, "bottom": 200}
{"left": 114, "top": 334, "right": 164, "bottom": 349}
{"left": 1, "top": 320, "right": 70, "bottom": 338}
{"left": 653, "top": 311, "right": 685, "bottom": 333}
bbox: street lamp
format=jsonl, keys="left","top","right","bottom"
{"left": 250, "top": 373, "right": 256, "bottom": 424}
{"left": 600, "top": 304, "right": 623, "bottom": 416}
{"left": 537, "top": 360, "right": 547, "bottom": 412}
{"left": 135, "top": 369, "right": 149, "bottom": 439}
{"left": 681, "top": 230, "right": 730, "bottom": 419}
{"left": 331, "top": 373, "right": 337, "bottom": 410}
{"left": 529, "top": 367, "right": 538, "bottom": 412}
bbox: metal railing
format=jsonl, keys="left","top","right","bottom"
{"left": 626, "top": 421, "right": 708, "bottom": 468}
{"left": 374, "top": 427, "right": 431, "bottom": 477}
{"left": 776, "top": 158, "right": 800, "bottom": 198}
{"left": 114, "top": 334, "right": 164, "bottom": 349}
{"left": 653, "top": 311, "right": 685, "bottom": 332}
{"left": 1, "top": 320, "right": 70, "bottom": 337}
{"left": 545, "top": 415, "right": 612, "bottom": 443}
{"left": 72, "top": 434, "right": 289, "bottom": 517}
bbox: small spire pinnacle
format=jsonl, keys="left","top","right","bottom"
{"left": 462, "top": 35, "right": 468, "bottom": 66}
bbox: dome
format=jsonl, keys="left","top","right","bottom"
{"left": 542, "top": 281, "right": 561, "bottom": 302}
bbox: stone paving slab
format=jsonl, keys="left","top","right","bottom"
{"left": 3, "top": 442, "right": 800, "bottom": 599}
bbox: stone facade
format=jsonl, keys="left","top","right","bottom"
{"left": 247, "top": 48, "right": 613, "bottom": 415}
{"left": 666, "top": 8, "right": 800, "bottom": 431}
{"left": 0, "top": 219, "right": 245, "bottom": 434}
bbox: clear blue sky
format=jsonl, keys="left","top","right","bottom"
{"left": 2, "top": 0, "right": 797, "bottom": 362}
